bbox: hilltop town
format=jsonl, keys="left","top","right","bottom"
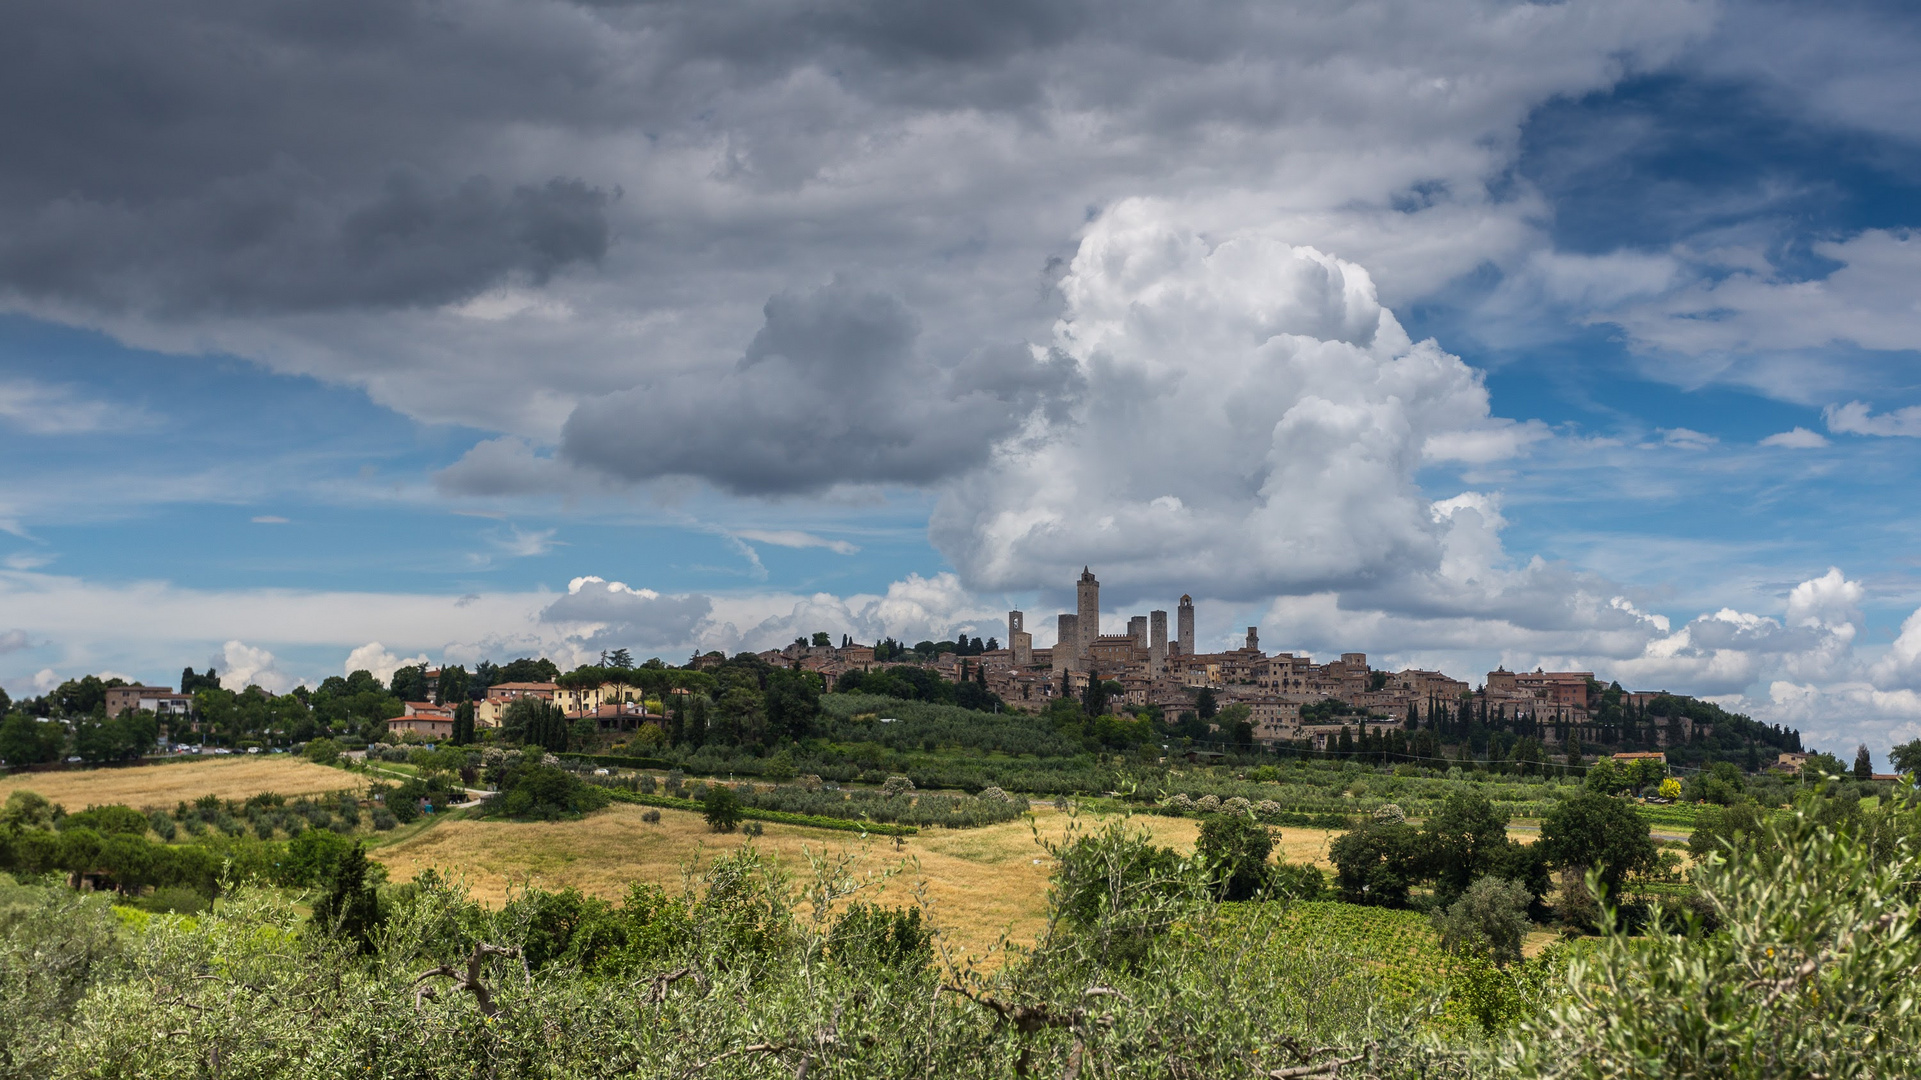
{"left": 13, "top": 566, "right": 1804, "bottom": 776}
{"left": 743, "top": 567, "right": 1801, "bottom": 766}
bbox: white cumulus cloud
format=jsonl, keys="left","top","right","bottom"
{"left": 215, "top": 639, "right": 296, "bottom": 694}
{"left": 932, "top": 199, "right": 1540, "bottom": 602}
{"left": 344, "top": 642, "right": 431, "bottom": 686}
{"left": 1824, "top": 400, "right": 1921, "bottom": 438}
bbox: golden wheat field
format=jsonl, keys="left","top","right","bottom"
{"left": 372, "top": 804, "right": 1346, "bottom": 959}
{"left": 0, "top": 757, "right": 361, "bottom": 810}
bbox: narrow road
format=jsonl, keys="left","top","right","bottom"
{"left": 1508, "top": 822, "right": 1691, "bottom": 843}
{"left": 360, "top": 762, "right": 491, "bottom": 808}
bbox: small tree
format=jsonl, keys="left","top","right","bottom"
{"left": 1890, "top": 738, "right": 1921, "bottom": 776}
{"left": 1853, "top": 744, "right": 1873, "bottom": 782}
{"left": 1420, "top": 789, "right": 1512, "bottom": 903}
{"left": 1328, "top": 820, "right": 1420, "bottom": 906}
{"left": 305, "top": 737, "right": 342, "bottom": 765}
{"left": 1196, "top": 814, "right": 1273, "bottom": 901}
{"left": 1432, "top": 874, "right": 1533, "bottom": 965}
{"left": 451, "top": 701, "right": 475, "bottom": 746}
{"left": 1540, "top": 790, "right": 1657, "bottom": 901}
{"left": 312, "top": 841, "right": 382, "bottom": 954}
{"left": 703, "top": 785, "right": 743, "bottom": 833}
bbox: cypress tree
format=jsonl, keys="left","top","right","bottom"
{"left": 312, "top": 842, "right": 382, "bottom": 954}
{"left": 451, "top": 701, "right": 474, "bottom": 746}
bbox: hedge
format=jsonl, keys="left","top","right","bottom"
{"left": 602, "top": 789, "right": 918, "bottom": 836}
{"left": 562, "top": 752, "right": 679, "bottom": 771}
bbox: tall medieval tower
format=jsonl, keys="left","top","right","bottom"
{"left": 1149, "top": 610, "right": 1168, "bottom": 674}
{"left": 1008, "top": 610, "right": 1032, "bottom": 667}
{"left": 1177, "top": 594, "right": 1195, "bottom": 657}
{"left": 1076, "top": 567, "right": 1100, "bottom": 661}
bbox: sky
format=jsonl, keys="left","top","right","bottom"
{"left": 3, "top": 0, "right": 1921, "bottom": 765}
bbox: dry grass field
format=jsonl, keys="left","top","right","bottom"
{"left": 373, "top": 804, "right": 1345, "bottom": 960}
{"left": 0, "top": 757, "right": 361, "bottom": 810}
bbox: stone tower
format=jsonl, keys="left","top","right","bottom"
{"left": 1054, "top": 613, "right": 1079, "bottom": 672}
{"left": 1009, "top": 610, "right": 1032, "bottom": 667}
{"left": 1127, "top": 615, "right": 1148, "bottom": 648}
{"left": 1177, "top": 594, "right": 1195, "bottom": 657}
{"left": 1246, "top": 626, "right": 1259, "bottom": 653}
{"left": 1076, "top": 567, "right": 1100, "bottom": 661}
{"left": 1149, "top": 610, "right": 1167, "bottom": 674}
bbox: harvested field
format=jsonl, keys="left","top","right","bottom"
{"left": 0, "top": 757, "right": 360, "bottom": 810}
{"left": 373, "top": 804, "right": 1344, "bottom": 960}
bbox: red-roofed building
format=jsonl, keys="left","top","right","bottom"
{"left": 389, "top": 701, "right": 455, "bottom": 738}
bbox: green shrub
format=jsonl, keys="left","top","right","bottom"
{"left": 0, "top": 791, "right": 57, "bottom": 830}
{"left": 131, "top": 886, "right": 210, "bottom": 916}
{"left": 1196, "top": 814, "right": 1273, "bottom": 901}
{"left": 477, "top": 764, "right": 611, "bottom": 821}
{"left": 1043, "top": 818, "right": 1208, "bottom": 969}
{"left": 1508, "top": 794, "right": 1921, "bottom": 1076}
{"left": 827, "top": 903, "right": 932, "bottom": 972}
{"left": 58, "top": 805, "right": 149, "bottom": 836}
{"left": 1431, "top": 875, "right": 1533, "bottom": 965}
{"left": 1328, "top": 820, "right": 1420, "bottom": 906}
{"left": 145, "top": 810, "right": 176, "bottom": 841}
{"left": 1266, "top": 860, "right": 1326, "bottom": 900}
{"left": 702, "top": 785, "right": 742, "bottom": 833}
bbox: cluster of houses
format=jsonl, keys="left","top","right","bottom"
{"left": 369, "top": 566, "right": 1741, "bottom": 752}
{"left": 385, "top": 678, "right": 666, "bottom": 740}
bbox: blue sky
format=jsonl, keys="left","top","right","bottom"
{"left": 3, "top": 0, "right": 1919, "bottom": 764}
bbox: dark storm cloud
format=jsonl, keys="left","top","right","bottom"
{"left": 0, "top": 0, "right": 1712, "bottom": 326}
{"left": 0, "top": 1, "right": 631, "bottom": 314}
{"left": 0, "top": 171, "right": 609, "bottom": 314}
{"left": 556, "top": 281, "right": 1082, "bottom": 494}
{"left": 0, "top": 0, "right": 1161, "bottom": 317}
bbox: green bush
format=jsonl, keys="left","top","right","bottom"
{"left": 1328, "top": 820, "right": 1420, "bottom": 906}
{"left": 702, "top": 785, "right": 742, "bottom": 833}
{"left": 58, "top": 805, "right": 149, "bottom": 836}
{"left": 1508, "top": 794, "right": 1921, "bottom": 1076}
{"left": 477, "top": 764, "right": 611, "bottom": 821}
{"left": 130, "top": 886, "right": 210, "bottom": 916}
{"left": 145, "top": 810, "right": 176, "bottom": 841}
{"left": 1042, "top": 818, "right": 1208, "bottom": 969}
{"left": 827, "top": 903, "right": 932, "bottom": 972}
{"left": 305, "top": 737, "right": 343, "bottom": 765}
{"left": 1195, "top": 814, "right": 1273, "bottom": 901}
{"left": 1431, "top": 875, "right": 1533, "bottom": 965}
{"left": 1266, "top": 860, "right": 1326, "bottom": 900}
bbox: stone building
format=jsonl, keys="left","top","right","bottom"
{"left": 1076, "top": 567, "right": 1101, "bottom": 660}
